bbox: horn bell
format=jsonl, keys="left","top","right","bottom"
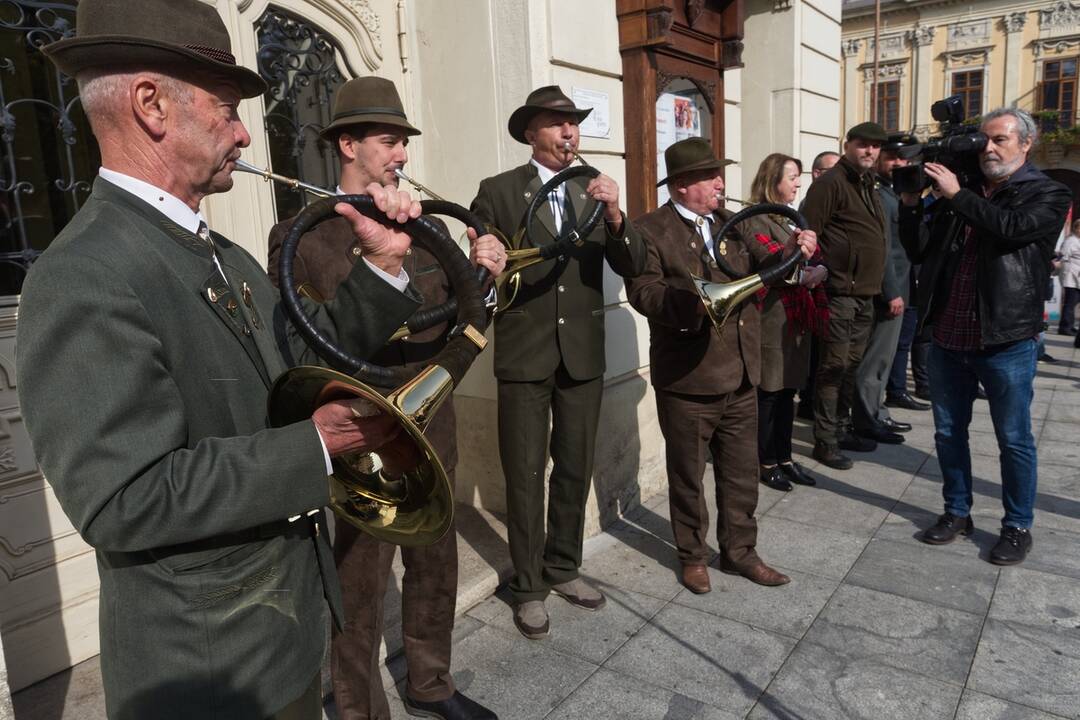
{"left": 690, "top": 271, "right": 768, "bottom": 333}
{"left": 268, "top": 365, "right": 455, "bottom": 547}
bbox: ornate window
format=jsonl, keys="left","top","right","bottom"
{"left": 255, "top": 7, "right": 354, "bottom": 221}
{"left": 0, "top": 0, "right": 99, "bottom": 297}
{"left": 1039, "top": 57, "right": 1079, "bottom": 128}
{"left": 951, "top": 69, "right": 984, "bottom": 120}
{"left": 875, "top": 80, "right": 900, "bottom": 132}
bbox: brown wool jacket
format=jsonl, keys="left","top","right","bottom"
{"left": 626, "top": 202, "right": 777, "bottom": 396}
{"left": 801, "top": 156, "right": 887, "bottom": 297}
{"left": 267, "top": 215, "right": 458, "bottom": 469}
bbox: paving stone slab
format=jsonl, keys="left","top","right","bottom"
{"left": 546, "top": 668, "right": 741, "bottom": 720}
{"left": 844, "top": 537, "right": 999, "bottom": 615}
{"left": 432, "top": 624, "right": 597, "bottom": 720}
{"left": 753, "top": 516, "right": 870, "bottom": 580}
{"left": 604, "top": 603, "right": 795, "bottom": 715}
{"left": 798, "top": 462, "right": 914, "bottom": 502}
{"left": 580, "top": 526, "right": 686, "bottom": 601}
{"left": 1021, "top": 525, "right": 1080, "bottom": 581}
{"left": 989, "top": 566, "right": 1080, "bottom": 630}
{"left": 802, "top": 584, "right": 983, "bottom": 685}
{"left": 764, "top": 489, "right": 893, "bottom": 538}
{"left": 466, "top": 584, "right": 664, "bottom": 665}
{"left": 843, "top": 442, "right": 931, "bottom": 473}
{"left": 746, "top": 639, "right": 962, "bottom": 720}
{"left": 968, "top": 618, "right": 1080, "bottom": 719}
{"left": 955, "top": 690, "right": 1072, "bottom": 720}
{"left": 671, "top": 564, "right": 839, "bottom": 639}
{"left": 1038, "top": 421, "right": 1080, "bottom": 442}
{"left": 1046, "top": 401, "right": 1080, "bottom": 422}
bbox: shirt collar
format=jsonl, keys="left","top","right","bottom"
{"left": 673, "top": 201, "right": 712, "bottom": 228}
{"left": 530, "top": 159, "right": 564, "bottom": 190}
{"left": 98, "top": 168, "right": 206, "bottom": 234}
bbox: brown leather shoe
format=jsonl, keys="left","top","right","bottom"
{"left": 720, "top": 561, "right": 790, "bottom": 586}
{"left": 681, "top": 564, "right": 711, "bottom": 594}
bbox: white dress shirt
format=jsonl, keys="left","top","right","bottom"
{"left": 531, "top": 159, "right": 568, "bottom": 233}
{"left": 673, "top": 201, "right": 715, "bottom": 258}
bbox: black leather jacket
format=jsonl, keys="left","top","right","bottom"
{"left": 899, "top": 163, "right": 1071, "bottom": 347}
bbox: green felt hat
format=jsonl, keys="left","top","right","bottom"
{"left": 656, "top": 137, "right": 733, "bottom": 187}
{"left": 319, "top": 76, "right": 421, "bottom": 140}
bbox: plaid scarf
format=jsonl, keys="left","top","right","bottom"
{"left": 752, "top": 228, "right": 829, "bottom": 337}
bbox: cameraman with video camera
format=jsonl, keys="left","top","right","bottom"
{"left": 899, "top": 106, "right": 1070, "bottom": 566}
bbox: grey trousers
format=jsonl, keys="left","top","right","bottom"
{"left": 853, "top": 302, "right": 904, "bottom": 431}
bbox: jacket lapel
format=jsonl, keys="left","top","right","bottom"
{"left": 521, "top": 171, "right": 558, "bottom": 246}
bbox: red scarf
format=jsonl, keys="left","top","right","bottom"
{"left": 753, "top": 231, "right": 829, "bottom": 337}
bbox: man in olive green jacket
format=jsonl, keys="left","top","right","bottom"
{"left": 17, "top": 1, "right": 421, "bottom": 717}
{"left": 470, "top": 86, "right": 645, "bottom": 640}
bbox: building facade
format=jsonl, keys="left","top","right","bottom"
{"left": 841, "top": 0, "right": 1080, "bottom": 208}
{"left": 0, "top": 0, "right": 840, "bottom": 697}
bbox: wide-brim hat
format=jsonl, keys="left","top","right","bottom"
{"left": 656, "top": 137, "right": 733, "bottom": 187}
{"left": 42, "top": 0, "right": 267, "bottom": 98}
{"left": 508, "top": 85, "right": 592, "bottom": 144}
{"left": 319, "top": 76, "right": 421, "bottom": 140}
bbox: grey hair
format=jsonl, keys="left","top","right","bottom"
{"left": 77, "top": 67, "right": 193, "bottom": 135}
{"left": 981, "top": 107, "right": 1038, "bottom": 145}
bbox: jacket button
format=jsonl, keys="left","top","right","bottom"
{"left": 558, "top": 285, "right": 565, "bottom": 292}
{"left": 351, "top": 247, "right": 362, "bottom": 257}
{"left": 558, "top": 255, "right": 565, "bottom": 261}
{"left": 558, "top": 317, "right": 565, "bottom": 325}
{"left": 739, "top": 319, "right": 744, "bottom": 327}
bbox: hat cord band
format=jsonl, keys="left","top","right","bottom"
{"left": 184, "top": 44, "right": 236, "bottom": 65}
{"left": 332, "top": 107, "right": 407, "bottom": 121}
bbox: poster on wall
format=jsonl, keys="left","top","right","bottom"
{"left": 656, "top": 91, "right": 705, "bottom": 205}
{"left": 572, "top": 87, "right": 611, "bottom": 139}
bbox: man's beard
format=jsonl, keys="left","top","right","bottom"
{"left": 981, "top": 154, "right": 1023, "bottom": 181}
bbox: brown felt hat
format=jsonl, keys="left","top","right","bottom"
{"left": 656, "top": 137, "right": 733, "bottom": 187}
{"left": 508, "top": 85, "right": 592, "bottom": 144}
{"left": 319, "top": 76, "right": 420, "bottom": 140}
{"left": 42, "top": 0, "right": 267, "bottom": 98}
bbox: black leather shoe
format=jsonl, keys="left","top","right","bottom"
{"left": 839, "top": 431, "right": 877, "bottom": 452}
{"left": 812, "top": 441, "right": 853, "bottom": 470}
{"left": 1038, "top": 352, "right": 1058, "bottom": 364}
{"left": 882, "top": 417, "right": 912, "bottom": 433}
{"left": 405, "top": 691, "right": 498, "bottom": 719}
{"left": 884, "top": 392, "right": 931, "bottom": 411}
{"left": 990, "top": 527, "right": 1033, "bottom": 566}
{"left": 855, "top": 424, "right": 905, "bottom": 444}
{"left": 779, "top": 462, "right": 816, "bottom": 486}
{"left": 920, "top": 513, "right": 974, "bottom": 545}
{"left": 760, "top": 466, "right": 793, "bottom": 492}
{"left": 914, "top": 387, "right": 931, "bottom": 401}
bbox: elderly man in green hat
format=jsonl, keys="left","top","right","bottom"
{"left": 625, "top": 137, "right": 817, "bottom": 595}
{"left": 267, "top": 76, "right": 502, "bottom": 720}
{"left": 469, "top": 85, "right": 646, "bottom": 640}
{"left": 801, "top": 121, "right": 889, "bottom": 471}
{"left": 16, "top": 0, "right": 427, "bottom": 717}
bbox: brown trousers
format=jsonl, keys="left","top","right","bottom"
{"left": 330, "top": 407, "right": 459, "bottom": 720}
{"left": 813, "top": 295, "right": 875, "bottom": 444}
{"left": 655, "top": 380, "right": 761, "bottom": 569}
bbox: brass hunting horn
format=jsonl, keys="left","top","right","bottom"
{"left": 238, "top": 161, "right": 489, "bottom": 546}
{"left": 691, "top": 203, "right": 808, "bottom": 334}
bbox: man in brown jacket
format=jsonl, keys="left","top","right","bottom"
{"left": 626, "top": 137, "right": 817, "bottom": 594}
{"left": 801, "top": 122, "right": 888, "bottom": 470}
{"left": 470, "top": 86, "right": 646, "bottom": 639}
{"left": 268, "top": 77, "right": 503, "bottom": 720}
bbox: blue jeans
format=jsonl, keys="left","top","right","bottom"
{"left": 928, "top": 338, "right": 1038, "bottom": 529}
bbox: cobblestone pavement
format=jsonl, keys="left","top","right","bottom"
{"left": 13, "top": 337, "right": 1080, "bottom": 720}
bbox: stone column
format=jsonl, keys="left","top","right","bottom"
{"left": 1003, "top": 12, "right": 1027, "bottom": 107}
{"left": 908, "top": 25, "right": 936, "bottom": 131}
{"left": 842, "top": 38, "right": 862, "bottom": 129}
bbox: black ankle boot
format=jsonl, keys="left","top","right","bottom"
{"left": 921, "top": 513, "right": 974, "bottom": 545}
{"left": 990, "top": 527, "right": 1033, "bottom": 566}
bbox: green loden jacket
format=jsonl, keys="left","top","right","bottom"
{"left": 16, "top": 178, "right": 419, "bottom": 719}
{"left": 470, "top": 162, "right": 646, "bottom": 382}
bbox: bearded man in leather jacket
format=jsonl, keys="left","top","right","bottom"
{"left": 899, "top": 107, "right": 1070, "bottom": 566}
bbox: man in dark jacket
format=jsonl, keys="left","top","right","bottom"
{"left": 853, "top": 134, "right": 925, "bottom": 444}
{"left": 900, "top": 107, "right": 1070, "bottom": 565}
{"left": 801, "top": 122, "right": 889, "bottom": 469}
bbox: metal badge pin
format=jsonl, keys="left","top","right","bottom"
{"left": 207, "top": 287, "right": 218, "bottom": 303}
{"left": 524, "top": 191, "right": 532, "bottom": 199}
{"left": 226, "top": 298, "right": 238, "bottom": 316}
{"left": 241, "top": 282, "right": 253, "bottom": 307}
{"left": 719, "top": 240, "right": 728, "bottom": 256}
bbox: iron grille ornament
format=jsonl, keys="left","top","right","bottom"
{"left": 256, "top": 7, "right": 353, "bottom": 221}
{"left": 0, "top": 0, "right": 99, "bottom": 296}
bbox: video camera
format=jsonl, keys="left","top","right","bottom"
{"left": 892, "top": 95, "right": 988, "bottom": 194}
